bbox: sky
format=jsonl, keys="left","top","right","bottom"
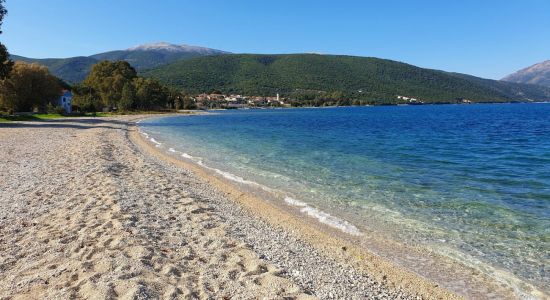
{"left": 2, "top": 0, "right": 549, "bottom": 79}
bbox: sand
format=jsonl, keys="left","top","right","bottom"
{"left": 0, "top": 116, "right": 457, "bottom": 299}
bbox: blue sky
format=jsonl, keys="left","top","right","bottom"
{"left": 2, "top": 0, "right": 549, "bottom": 79}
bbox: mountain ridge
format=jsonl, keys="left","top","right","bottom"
{"left": 10, "top": 46, "right": 550, "bottom": 103}
{"left": 502, "top": 60, "right": 550, "bottom": 87}
{"left": 126, "top": 42, "right": 229, "bottom": 54}
{"left": 10, "top": 42, "right": 228, "bottom": 82}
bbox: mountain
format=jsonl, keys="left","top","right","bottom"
{"left": 11, "top": 55, "right": 98, "bottom": 84}
{"left": 10, "top": 42, "right": 228, "bottom": 83}
{"left": 141, "top": 54, "right": 550, "bottom": 103}
{"left": 502, "top": 60, "right": 550, "bottom": 87}
{"left": 451, "top": 72, "right": 550, "bottom": 102}
{"left": 90, "top": 42, "right": 229, "bottom": 70}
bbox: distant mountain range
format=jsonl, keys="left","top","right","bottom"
{"left": 11, "top": 42, "right": 229, "bottom": 83}
{"left": 502, "top": 60, "right": 550, "bottom": 87}
{"left": 11, "top": 43, "right": 550, "bottom": 103}
{"left": 142, "top": 54, "right": 550, "bottom": 103}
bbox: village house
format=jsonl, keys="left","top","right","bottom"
{"left": 58, "top": 90, "right": 72, "bottom": 113}
{"left": 207, "top": 94, "right": 225, "bottom": 101}
{"left": 397, "top": 95, "right": 410, "bottom": 101}
{"left": 397, "top": 95, "right": 424, "bottom": 104}
{"left": 457, "top": 98, "right": 472, "bottom": 104}
{"left": 195, "top": 93, "right": 209, "bottom": 102}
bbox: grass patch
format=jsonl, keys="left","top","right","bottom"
{"left": 0, "top": 114, "right": 64, "bottom": 122}
{"left": 0, "top": 111, "right": 184, "bottom": 122}
{"left": 0, "top": 113, "right": 106, "bottom": 122}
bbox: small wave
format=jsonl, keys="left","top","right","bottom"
{"left": 285, "top": 197, "right": 362, "bottom": 236}
{"left": 212, "top": 168, "right": 260, "bottom": 186}
{"left": 137, "top": 126, "right": 361, "bottom": 237}
{"left": 433, "top": 244, "right": 546, "bottom": 299}
{"left": 149, "top": 138, "right": 162, "bottom": 147}
{"left": 181, "top": 153, "right": 195, "bottom": 159}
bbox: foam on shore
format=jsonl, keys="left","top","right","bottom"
{"left": 138, "top": 127, "right": 163, "bottom": 148}
{"left": 284, "top": 197, "right": 362, "bottom": 236}
{"left": 139, "top": 127, "right": 362, "bottom": 237}
{"left": 135, "top": 115, "right": 547, "bottom": 300}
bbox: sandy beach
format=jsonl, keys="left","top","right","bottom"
{"left": 0, "top": 116, "right": 464, "bottom": 299}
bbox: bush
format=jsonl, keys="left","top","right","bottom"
{"left": 47, "top": 103, "right": 66, "bottom": 115}
{"left": 53, "top": 106, "right": 66, "bottom": 115}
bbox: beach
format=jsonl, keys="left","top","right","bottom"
{"left": 0, "top": 116, "right": 484, "bottom": 299}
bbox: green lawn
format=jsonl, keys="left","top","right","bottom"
{"left": 0, "top": 113, "right": 112, "bottom": 122}
{"left": 0, "top": 111, "right": 184, "bottom": 122}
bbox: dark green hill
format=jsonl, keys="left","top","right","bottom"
{"left": 141, "top": 54, "right": 550, "bottom": 103}
{"left": 11, "top": 55, "right": 99, "bottom": 83}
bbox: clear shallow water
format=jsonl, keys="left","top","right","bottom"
{"left": 140, "top": 104, "right": 550, "bottom": 296}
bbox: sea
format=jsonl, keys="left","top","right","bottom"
{"left": 138, "top": 104, "right": 550, "bottom": 298}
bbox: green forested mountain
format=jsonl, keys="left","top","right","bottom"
{"left": 141, "top": 54, "right": 550, "bottom": 103}
{"left": 11, "top": 43, "right": 228, "bottom": 83}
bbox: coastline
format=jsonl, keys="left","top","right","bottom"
{"left": 0, "top": 115, "right": 535, "bottom": 299}
{"left": 132, "top": 114, "right": 526, "bottom": 299}
{"left": 0, "top": 116, "right": 426, "bottom": 299}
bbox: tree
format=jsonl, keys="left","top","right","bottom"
{"left": 83, "top": 60, "right": 137, "bottom": 109}
{"left": 182, "top": 95, "right": 196, "bottom": 109}
{"left": 0, "top": 0, "right": 13, "bottom": 79}
{"left": 133, "top": 77, "right": 169, "bottom": 110}
{"left": 119, "top": 82, "right": 136, "bottom": 111}
{"left": 76, "top": 60, "right": 176, "bottom": 112}
{"left": 0, "top": 62, "right": 62, "bottom": 112}
{"left": 72, "top": 83, "right": 101, "bottom": 112}
{"left": 165, "top": 86, "right": 181, "bottom": 109}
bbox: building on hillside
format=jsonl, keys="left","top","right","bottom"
{"left": 397, "top": 95, "right": 410, "bottom": 101}
{"left": 456, "top": 98, "right": 473, "bottom": 104}
{"left": 195, "top": 94, "right": 209, "bottom": 102}
{"left": 58, "top": 90, "right": 72, "bottom": 114}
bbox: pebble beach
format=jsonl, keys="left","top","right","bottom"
{"left": 0, "top": 116, "right": 461, "bottom": 299}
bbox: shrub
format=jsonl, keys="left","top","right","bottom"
{"left": 47, "top": 103, "right": 66, "bottom": 115}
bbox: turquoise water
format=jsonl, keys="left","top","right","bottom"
{"left": 139, "top": 104, "right": 550, "bottom": 296}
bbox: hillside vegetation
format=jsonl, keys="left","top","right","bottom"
{"left": 142, "top": 54, "right": 550, "bottom": 103}
{"left": 11, "top": 55, "right": 97, "bottom": 83}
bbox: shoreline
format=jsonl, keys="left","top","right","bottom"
{"left": 0, "top": 116, "right": 428, "bottom": 299}
{"left": 0, "top": 115, "right": 540, "bottom": 299}
{"left": 132, "top": 115, "right": 522, "bottom": 299}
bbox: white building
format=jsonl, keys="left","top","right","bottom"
{"left": 58, "top": 90, "right": 72, "bottom": 114}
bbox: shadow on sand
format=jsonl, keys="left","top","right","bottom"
{"left": 0, "top": 117, "right": 132, "bottom": 131}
